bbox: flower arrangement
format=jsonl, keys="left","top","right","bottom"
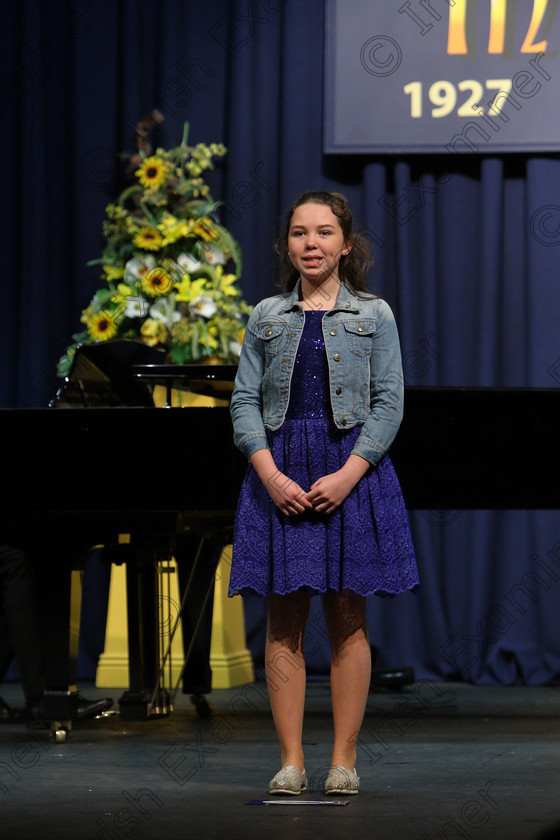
{"left": 57, "top": 116, "right": 252, "bottom": 376}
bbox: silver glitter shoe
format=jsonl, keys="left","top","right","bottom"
{"left": 324, "top": 766, "right": 360, "bottom": 795}
{"left": 269, "top": 766, "right": 307, "bottom": 795}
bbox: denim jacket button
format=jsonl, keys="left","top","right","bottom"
{"left": 333, "top": 353, "right": 341, "bottom": 361}
{"left": 265, "top": 326, "right": 272, "bottom": 336}
{"left": 330, "top": 328, "right": 337, "bottom": 336}
{"left": 341, "top": 418, "right": 347, "bottom": 426}
{"left": 336, "top": 387, "right": 342, "bottom": 395}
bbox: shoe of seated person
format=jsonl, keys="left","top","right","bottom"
{"left": 75, "top": 695, "right": 113, "bottom": 719}
{"left": 0, "top": 696, "right": 17, "bottom": 723}
{"left": 25, "top": 694, "right": 113, "bottom": 723}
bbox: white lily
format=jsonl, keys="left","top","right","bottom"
{"left": 189, "top": 294, "right": 217, "bottom": 319}
{"left": 124, "top": 255, "right": 156, "bottom": 282}
{"left": 201, "top": 245, "right": 226, "bottom": 265}
{"left": 125, "top": 297, "right": 150, "bottom": 318}
{"left": 149, "top": 296, "right": 182, "bottom": 327}
{"left": 177, "top": 252, "right": 202, "bottom": 273}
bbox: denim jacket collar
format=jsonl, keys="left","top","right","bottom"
{"left": 281, "top": 278, "right": 363, "bottom": 314}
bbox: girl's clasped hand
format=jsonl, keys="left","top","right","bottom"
{"left": 266, "top": 463, "right": 368, "bottom": 516}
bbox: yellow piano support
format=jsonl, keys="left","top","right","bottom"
{"left": 96, "top": 542, "right": 254, "bottom": 691}
{"left": 209, "top": 545, "right": 254, "bottom": 688}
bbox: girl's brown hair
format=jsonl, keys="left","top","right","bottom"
{"left": 275, "top": 190, "right": 375, "bottom": 294}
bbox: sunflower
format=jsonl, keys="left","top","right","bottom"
{"left": 133, "top": 228, "right": 163, "bottom": 251}
{"left": 141, "top": 266, "right": 174, "bottom": 297}
{"left": 135, "top": 155, "right": 168, "bottom": 191}
{"left": 87, "top": 311, "right": 118, "bottom": 341}
{"left": 158, "top": 212, "right": 194, "bottom": 246}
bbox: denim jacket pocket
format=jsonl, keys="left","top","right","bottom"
{"left": 256, "top": 319, "right": 287, "bottom": 364}
{"left": 343, "top": 319, "right": 376, "bottom": 356}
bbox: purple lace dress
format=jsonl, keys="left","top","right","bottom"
{"left": 229, "top": 310, "right": 419, "bottom": 598}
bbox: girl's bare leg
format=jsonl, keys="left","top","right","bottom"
{"left": 265, "top": 589, "right": 311, "bottom": 769}
{"left": 323, "top": 590, "right": 371, "bottom": 769}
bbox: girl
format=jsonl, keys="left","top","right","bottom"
{"left": 229, "top": 191, "right": 418, "bottom": 796}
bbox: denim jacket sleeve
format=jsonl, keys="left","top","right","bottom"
{"left": 349, "top": 299, "right": 404, "bottom": 465}
{"left": 230, "top": 300, "right": 271, "bottom": 459}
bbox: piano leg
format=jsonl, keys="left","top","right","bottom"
{"left": 175, "top": 527, "right": 233, "bottom": 715}
{"left": 118, "top": 537, "right": 171, "bottom": 721}
{"left": 37, "top": 561, "right": 84, "bottom": 739}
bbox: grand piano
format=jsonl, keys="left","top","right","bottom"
{"left": 1, "top": 341, "right": 559, "bottom": 739}
{"left": 2, "top": 344, "right": 248, "bottom": 738}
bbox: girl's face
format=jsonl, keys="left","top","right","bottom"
{"left": 287, "top": 202, "right": 349, "bottom": 285}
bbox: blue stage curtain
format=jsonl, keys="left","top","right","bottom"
{"left": 3, "top": 0, "right": 559, "bottom": 685}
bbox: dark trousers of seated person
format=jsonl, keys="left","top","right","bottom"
{"left": 0, "top": 544, "right": 44, "bottom": 707}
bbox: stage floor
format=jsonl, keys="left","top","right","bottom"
{"left": 1, "top": 681, "right": 559, "bottom": 840}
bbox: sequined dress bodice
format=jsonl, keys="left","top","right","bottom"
{"left": 285, "top": 310, "right": 330, "bottom": 420}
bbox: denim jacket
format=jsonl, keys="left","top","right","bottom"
{"left": 230, "top": 280, "right": 404, "bottom": 465}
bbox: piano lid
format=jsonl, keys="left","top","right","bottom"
{"left": 51, "top": 341, "right": 166, "bottom": 408}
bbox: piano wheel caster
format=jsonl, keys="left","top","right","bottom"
{"left": 190, "top": 694, "right": 212, "bottom": 718}
{"left": 49, "top": 722, "right": 70, "bottom": 743}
